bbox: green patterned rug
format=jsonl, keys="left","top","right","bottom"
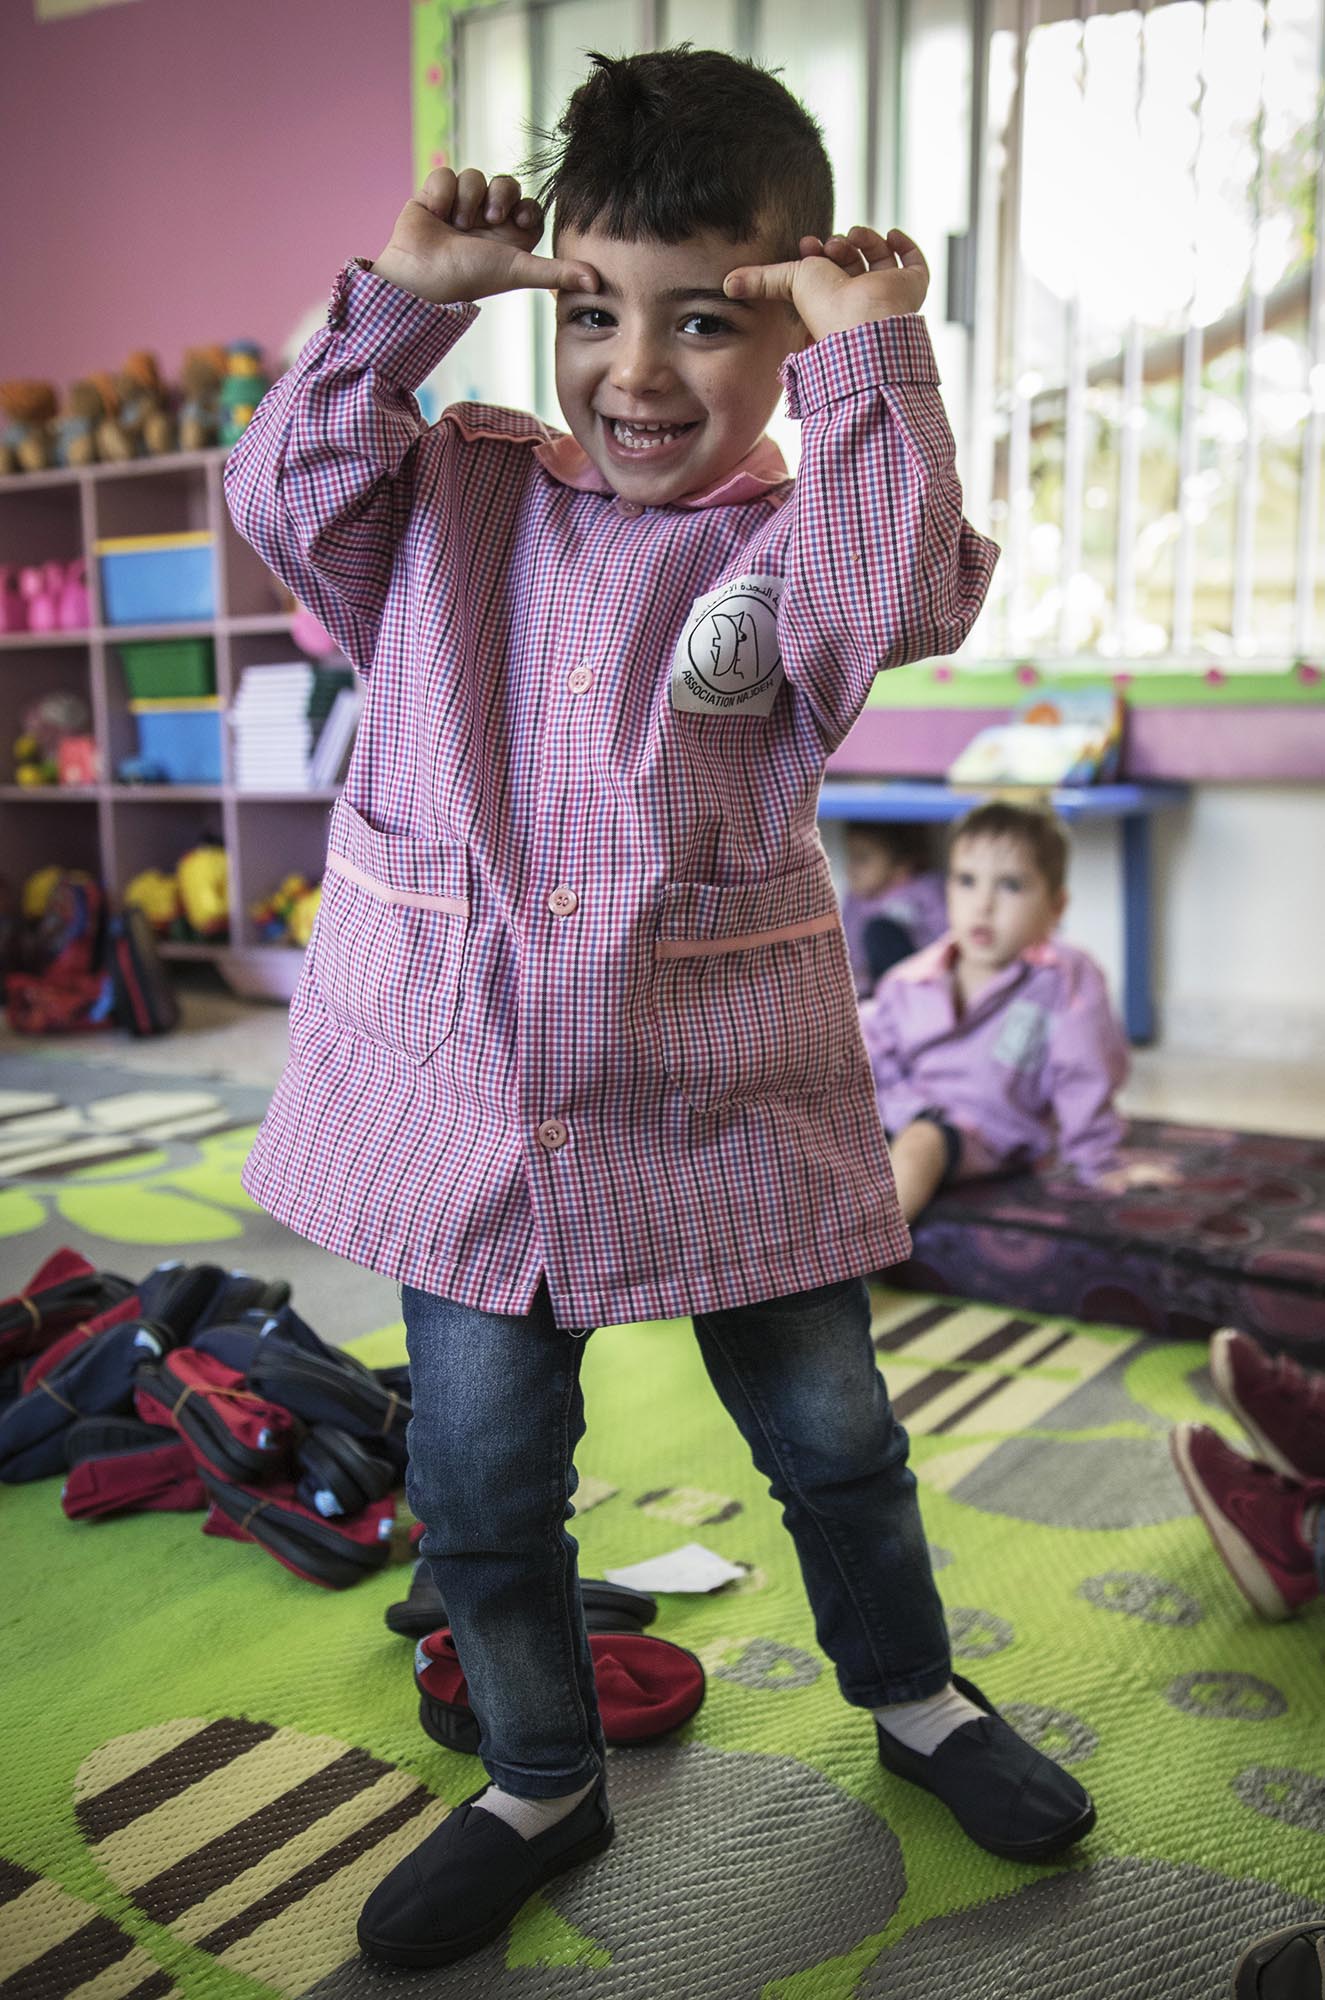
{"left": 2, "top": 1060, "right": 1324, "bottom": 1998}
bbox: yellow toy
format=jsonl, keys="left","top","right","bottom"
{"left": 14, "top": 734, "right": 58, "bottom": 786}
{"left": 22, "top": 865, "right": 64, "bottom": 922}
{"left": 251, "top": 872, "right": 318, "bottom": 945}
{"left": 176, "top": 842, "right": 229, "bottom": 938}
{"left": 124, "top": 867, "right": 181, "bottom": 933}
{"left": 288, "top": 883, "right": 321, "bottom": 948}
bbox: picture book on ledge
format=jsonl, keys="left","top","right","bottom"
{"left": 947, "top": 685, "right": 1124, "bottom": 789}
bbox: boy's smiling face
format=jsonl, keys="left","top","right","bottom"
{"left": 553, "top": 224, "right": 808, "bottom": 506}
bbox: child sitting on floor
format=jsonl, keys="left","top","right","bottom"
{"left": 861, "top": 799, "right": 1129, "bottom": 1221}
{"left": 840, "top": 820, "right": 948, "bottom": 993}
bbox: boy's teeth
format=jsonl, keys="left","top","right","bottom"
{"left": 610, "top": 418, "right": 691, "bottom": 451}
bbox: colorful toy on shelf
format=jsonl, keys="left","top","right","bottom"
{"left": 0, "top": 381, "right": 58, "bottom": 474}
{"left": 55, "top": 381, "right": 108, "bottom": 467}
{"left": 124, "top": 867, "right": 181, "bottom": 934}
{"left": 288, "top": 882, "right": 321, "bottom": 948}
{"left": 12, "top": 690, "right": 91, "bottom": 786}
{"left": 59, "top": 557, "right": 90, "bottom": 629}
{"left": 1, "top": 558, "right": 92, "bottom": 634}
{"left": 178, "top": 347, "right": 228, "bottom": 452}
{"left": 56, "top": 736, "right": 99, "bottom": 786}
{"left": 176, "top": 840, "right": 229, "bottom": 938}
{"left": 96, "top": 353, "right": 174, "bottom": 461}
{"left": 218, "top": 343, "right": 269, "bottom": 445}
{"left": 0, "top": 567, "right": 26, "bottom": 633}
{"left": 250, "top": 872, "right": 320, "bottom": 946}
{"left": 13, "top": 736, "right": 58, "bottom": 786}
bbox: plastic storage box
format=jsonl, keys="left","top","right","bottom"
{"left": 115, "top": 637, "right": 216, "bottom": 699}
{"left": 129, "top": 697, "right": 223, "bottom": 784}
{"left": 96, "top": 533, "right": 215, "bottom": 625}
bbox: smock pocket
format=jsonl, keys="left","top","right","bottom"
{"left": 309, "top": 797, "right": 470, "bottom": 1065}
{"left": 652, "top": 865, "right": 857, "bottom": 1111}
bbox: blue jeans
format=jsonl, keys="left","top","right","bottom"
{"left": 402, "top": 1273, "right": 952, "bottom": 1799}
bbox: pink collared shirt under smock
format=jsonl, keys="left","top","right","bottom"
{"left": 861, "top": 935, "right": 1129, "bottom": 1183}
{"left": 223, "top": 258, "right": 999, "bottom": 1325}
{"left": 842, "top": 870, "right": 950, "bottom": 995}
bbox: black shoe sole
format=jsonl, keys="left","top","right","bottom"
{"left": 356, "top": 1816, "right": 615, "bottom": 1968}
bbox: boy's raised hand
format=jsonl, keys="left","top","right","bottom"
{"left": 372, "top": 168, "right": 598, "bottom": 306}
{"left": 723, "top": 226, "right": 928, "bottom": 338}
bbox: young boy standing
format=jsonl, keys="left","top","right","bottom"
{"left": 227, "top": 49, "right": 1095, "bottom": 1970}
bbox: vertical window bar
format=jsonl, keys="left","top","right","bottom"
{"left": 1006, "top": 0, "right": 1038, "bottom": 654}
{"left": 1232, "top": 1, "right": 1272, "bottom": 656}
{"left": 1172, "top": 0, "right": 1212, "bottom": 655}
{"left": 1114, "top": 1, "right": 1149, "bottom": 657}
{"left": 1294, "top": 0, "right": 1325, "bottom": 656}
{"left": 1057, "top": 4, "right": 1090, "bottom": 656}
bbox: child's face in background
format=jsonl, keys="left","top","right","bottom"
{"left": 946, "top": 835, "right": 1066, "bottom": 973}
{"left": 844, "top": 828, "right": 900, "bottom": 900}
{"left": 553, "top": 225, "right": 807, "bottom": 505}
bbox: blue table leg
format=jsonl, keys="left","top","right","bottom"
{"left": 1121, "top": 814, "right": 1154, "bottom": 1045}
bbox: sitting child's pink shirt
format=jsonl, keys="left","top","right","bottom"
{"left": 841, "top": 870, "right": 949, "bottom": 995}
{"left": 860, "top": 935, "right": 1129, "bottom": 1183}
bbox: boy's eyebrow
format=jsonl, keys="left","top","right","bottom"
{"left": 559, "top": 278, "right": 757, "bottom": 312}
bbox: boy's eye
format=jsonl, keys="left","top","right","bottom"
{"left": 998, "top": 876, "right": 1025, "bottom": 894}
{"left": 564, "top": 307, "right": 615, "bottom": 331}
{"left": 680, "top": 312, "right": 736, "bottom": 337}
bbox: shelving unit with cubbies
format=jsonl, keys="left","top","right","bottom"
{"left": 0, "top": 446, "right": 346, "bottom": 999}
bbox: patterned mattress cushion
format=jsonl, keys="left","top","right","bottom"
{"left": 895, "top": 1120, "right": 1325, "bottom": 1358}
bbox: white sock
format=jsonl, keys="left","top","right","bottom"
{"left": 874, "top": 1681, "right": 985, "bottom": 1755}
{"left": 472, "top": 1774, "right": 597, "bottom": 1840}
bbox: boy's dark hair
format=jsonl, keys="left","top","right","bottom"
{"left": 844, "top": 822, "right": 934, "bottom": 875}
{"left": 528, "top": 47, "right": 834, "bottom": 257}
{"left": 947, "top": 801, "right": 1069, "bottom": 897}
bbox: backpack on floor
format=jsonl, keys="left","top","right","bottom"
{"left": 107, "top": 905, "right": 179, "bottom": 1036}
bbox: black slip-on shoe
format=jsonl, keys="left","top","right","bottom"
{"left": 357, "top": 1778, "right": 614, "bottom": 1967}
{"left": 384, "top": 1562, "right": 657, "bottom": 1639}
{"left": 1232, "top": 1922, "right": 1325, "bottom": 1999}
{"left": 874, "top": 1674, "right": 1096, "bottom": 1863}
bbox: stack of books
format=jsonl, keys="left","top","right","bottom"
{"left": 230, "top": 662, "right": 315, "bottom": 792}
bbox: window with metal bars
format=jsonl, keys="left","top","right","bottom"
{"left": 969, "top": 0, "right": 1325, "bottom": 666}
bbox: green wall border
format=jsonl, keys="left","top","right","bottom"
{"left": 413, "top": 0, "right": 508, "bottom": 189}
{"left": 864, "top": 661, "right": 1325, "bottom": 711}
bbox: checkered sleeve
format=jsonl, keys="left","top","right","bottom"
{"left": 223, "top": 260, "right": 478, "bottom": 673}
{"left": 777, "top": 316, "right": 1000, "bottom": 748}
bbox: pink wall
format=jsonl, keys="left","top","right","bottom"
{"left": 1, "top": 0, "right": 412, "bottom": 387}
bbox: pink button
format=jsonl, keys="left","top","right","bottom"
{"left": 616, "top": 499, "right": 643, "bottom": 518}
{"left": 568, "top": 665, "right": 594, "bottom": 694}
{"left": 537, "top": 1118, "right": 568, "bottom": 1150}
{"left": 548, "top": 887, "right": 579, "bottom": 918}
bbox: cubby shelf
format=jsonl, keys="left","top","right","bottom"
{"left": 0, "top": 444, "right": 344, "bottom": 993}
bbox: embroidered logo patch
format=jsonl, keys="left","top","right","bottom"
{"left": 671, "top": 574, "right": 785, "bottom": 717}
{"left": 992, "top": 997, "right": 1049, "bottom": 1071}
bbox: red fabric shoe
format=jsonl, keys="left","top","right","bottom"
{"left": 1170, "top": 1422, "right": 1322, "bottom": 1620}
{"left": 1209, "top": 1328, "right": 1325, "bottom": 1483}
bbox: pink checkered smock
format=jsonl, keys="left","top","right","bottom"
{"left": 224, "top": 259, "right": 999, "bottom": 1326}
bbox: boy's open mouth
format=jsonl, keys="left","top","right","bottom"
{"left": 601, "top": 415, "right": 700, "bottom": 463}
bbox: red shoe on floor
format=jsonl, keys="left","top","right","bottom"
{"left": 1169, "top": 1423, "right": 1322, "bottom": 1621}
{"left": 1209, "top": 1328, "right": 1325, "bottom": 1483}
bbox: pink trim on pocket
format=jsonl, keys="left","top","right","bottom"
{"left": 326, "top": 850, "right": 469, "bottom": 916}
{"left": 656, "top": 911, "right": 840, "bottom": 961}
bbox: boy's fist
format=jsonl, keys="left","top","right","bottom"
{"left": 723, "top": 226, "right": 929, "bottom": 338}
{"left": 371, "top": 168, "right": 598, "bottom": 306}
